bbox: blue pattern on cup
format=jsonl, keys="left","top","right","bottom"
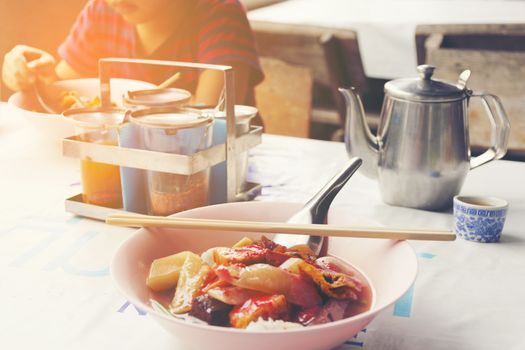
{"left": 453, "top": 199, "right": 508, "bottom": 243}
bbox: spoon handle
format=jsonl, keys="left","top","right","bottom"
{"left": 300, "top": 157, "right": 363, "bottom": 224}
{"left": 157, "top": 72, "right": 181, "bottom": 89}
{"left": 34, "top": 78, "right": 58, "bottom": 114}
{"left": 274, "top": 157, "right": 362, "bottom": 254}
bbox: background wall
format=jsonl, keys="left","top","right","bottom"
{"left": 0, "top": 0, "right": 87, "bottom": 100}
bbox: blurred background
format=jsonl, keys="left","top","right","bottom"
{"left": 0, "top": 0, "right": 86, "bottom": 101}
{"left": 1, "top": 0, "right": 524, "bottom": 155}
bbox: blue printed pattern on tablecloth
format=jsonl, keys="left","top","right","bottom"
{"left": 0, "top": 215, "right": 439, "bottom": 349}
{"left": 2, "top": 215, "right": 110, "bottom": 277}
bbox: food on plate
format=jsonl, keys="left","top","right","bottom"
{"left": 60, "top": 90, "right": 102, "bottom": 110}
{"left": 59, "top": 90, "right": 118, "bottom": 110}
{"left": 147, "top": 251, "right": 196, "bottom": 292}
{"left": 146, "top": 236, "right": 373, "bottom": 329}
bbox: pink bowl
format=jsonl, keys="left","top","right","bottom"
{"left": 111, "top": 201, "right": 418, "bottom": 350}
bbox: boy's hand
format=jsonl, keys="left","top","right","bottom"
{"left": 2, "top": 45, "right": 56, "bottom": 91}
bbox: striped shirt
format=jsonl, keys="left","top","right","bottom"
{"left": 58, "top": 0, "right": 263, "bottom": 104}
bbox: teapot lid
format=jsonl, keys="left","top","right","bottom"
{"left": 384, "top": 65, "right": 466, "bottom": 102}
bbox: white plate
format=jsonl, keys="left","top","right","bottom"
{"left": 7, "top": 78, "right": 155, "bottom": 148}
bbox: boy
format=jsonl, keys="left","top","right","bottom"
{"left": 2, "top": 0, "right": 263, "bottom": 106}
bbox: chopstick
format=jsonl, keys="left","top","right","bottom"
{"left": 157, "top": 72, "right": 181, "bottom": 89}
{"left": 106, "top": 214, "right": 455, "bottom": 241}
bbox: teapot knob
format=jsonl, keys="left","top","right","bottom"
{"left": 457, "top": 69, "right": 471, "bottom": 90}
{"left": 417, "top": 65, "right": 435, "bottom": 80}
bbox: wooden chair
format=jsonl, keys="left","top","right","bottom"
{"left": 319, "top": 32, "right": 383, "bottom": 138}
{"left": 416, "top": 24, "right": 525, "bottom": 160}
{"left": 255, "top": 57, "right": 313, "bottom": 138}
{"left": 251, "top": 21, "right": 370, "bottom": 139}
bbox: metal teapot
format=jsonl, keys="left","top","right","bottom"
{"left": 339, "top": 65, "right": 510, "bottom": 211}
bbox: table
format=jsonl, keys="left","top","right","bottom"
{"left": 1, "top": 101, "right": 525, "bottom": 350}
{"left": 248, "top": 0, "right": 525, "bottom": 79}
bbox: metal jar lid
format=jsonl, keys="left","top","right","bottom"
{"left": 123, "top": 88, "right": 192, "bottom": 108}
{"left": 384, "top": 65, "right": 466, "bottom": 102}
{"left": 129, "top": 107, "right": 213, "bottom": 130}
{"left": 199, "top": 105, "right": 258, "bottom": 125}
{"left": 63, "top": 107, "right": 126, "bottom": 130}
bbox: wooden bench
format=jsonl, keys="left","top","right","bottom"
{"left": 255, "top": 57, "right": 313, "bottom": 137}
{"left": 416, "top": 24, "right": 525, "bottom": 160}
{"left": 250, "top": 21, "right": 373, "bottom": 139}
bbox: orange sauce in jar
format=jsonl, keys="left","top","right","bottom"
{"left": 80, "top": 141, "right": 123, "bottom": 208}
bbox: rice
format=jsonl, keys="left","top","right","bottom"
{"left": 246, "top": 318, "right": 304, "bottom": 331}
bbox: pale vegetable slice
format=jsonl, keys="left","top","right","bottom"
{"left": 279, "top": 257, "right": 303, "bottom": 274}
{"left": 200, "top": 237, "right": 255, "bottom": 267}
{"left": 233, "top": 263, "right": 292, "bottom": 294}
{"left": 146, "top": 251, "right": 196, "bottom": 292}
{"left": 232, "top": 237, "right": 254, "bottom": 248}
{"left": 200, "top": 247, "right": 226, "bottom": 267}
{"left": 213, "top": 245, "right": 267, "bottom": 266}
{"left": 216, "top": 263, "right": 321, "bottom": 307}
{"left": 170, "top": 254, "right": 212, "bottom": 314}
{"left": 207, "top": 286, "right": 258, "bottom": 305}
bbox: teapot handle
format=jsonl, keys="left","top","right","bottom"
{"left": 469, "top": 92, "right": 510, "bottom": 169}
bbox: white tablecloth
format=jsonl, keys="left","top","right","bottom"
{"left": 1, "top": 102, "right": 525, "bottom": 349}
{"left": 248, "top": 0, "right": 525, "bottom": 79}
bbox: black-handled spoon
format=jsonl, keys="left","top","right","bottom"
{"left": 273, "top": 157, "right": 362, "bottom": 255}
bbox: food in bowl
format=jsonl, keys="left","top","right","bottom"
{"left": 60, "top": 90, "right": 120, "bottom": 111}
{"left": 8, "top": 78, "right": 156, "bottom": 115}
{"left": 60, "top": 90, "right": 102, "bottom": 110}
{"left": 110, "top": 201, "right": 418, "bottom": 350}
{"left": 146, "top": 235, "right": 373, "bottom": 329}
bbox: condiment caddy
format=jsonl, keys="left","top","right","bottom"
{"left": 62, "top": 58, "right": 263, "bottom": 220}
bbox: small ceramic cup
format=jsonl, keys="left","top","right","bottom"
{"left": 453, "top": 195, "right": 509, "bottom": 243}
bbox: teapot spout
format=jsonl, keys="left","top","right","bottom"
{"left": 338, "top": 87, "right": 379, "bottom": 178}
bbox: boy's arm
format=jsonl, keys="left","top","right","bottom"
{"left": 194, "top": 65, "right": 250, "bottom": 107}
{"left": 2, "top": 45, "right": 85, "bottom": 91}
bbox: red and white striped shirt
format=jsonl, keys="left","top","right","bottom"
{"left": 58, "top": 0, "right": 263, "bottom": 104}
